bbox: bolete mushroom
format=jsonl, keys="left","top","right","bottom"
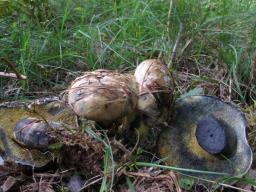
{"left": 67, "top": 70, "right": 138, "bottom": 123}
{"left": 0, "top": 98, "right": 76, "bottom": 167}
{"left": 13, "top": 117, "right": 62, "bottom": 150}
{"left": 158, "top": 96, "right": 252, "bottom": 182}
{"left": 134, "top": 59, "right": 173, "bottom": 119}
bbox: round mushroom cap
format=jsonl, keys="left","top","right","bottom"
{"left": 14, "top": 118, "right": 49, "bottom": 149}
{"left": 67, "top": 70, "right": 138, "bottom": 122}
{"left": 158, "top": 96, "right": 252, "bottom": 182}
{"left": 13, "top": 117, "right": 61, "bottom": 149}
{"left": 134, "top": 59, "right": 173, "bottom": 117}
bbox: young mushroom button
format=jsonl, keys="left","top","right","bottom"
{"left": 134, "top": 59, "right": 173, "bottom": 118}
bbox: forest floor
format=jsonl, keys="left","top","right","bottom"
{"left": 0, "top": 0, "right": 256, "bottom": 191}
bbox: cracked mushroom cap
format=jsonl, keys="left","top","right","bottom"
{"left": 134, "top": 59, "right": 173, "bottom": 118}
{"left": 158, "top": 96, "right": 252, "bottom": 182}
{"left": 67, "top": 70, "right": 138, "bottom": 122}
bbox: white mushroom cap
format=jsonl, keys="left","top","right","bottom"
{"left": 67, "top": 70, "right": 138, "bottom": 122}
{"left": 134, "top": 59, "right": 173, "bottom": 116}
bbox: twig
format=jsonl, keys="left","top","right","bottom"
{"left": 0, "top": 72, "right": 27, "bottom": 80}
{"left": 81, "top": 175, "right": 103, "bottom": 190}
{"left": 0, "top": 57, "right": 27, "bottom": 80}
{"left": 167, "top": 22, "right": 183, "bottom": 69}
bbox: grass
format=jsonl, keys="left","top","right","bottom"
{"left": 0, "top": 0, "right": 256, "bottom": 102}
{"left": 1, "top": 0, "right": 256, "bottom": 191}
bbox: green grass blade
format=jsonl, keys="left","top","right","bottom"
{"left": 126, "top": 177, "right": 136, "bottom": 192}
{"left": 135, "top": 162, "right": 229, "bottom": 176}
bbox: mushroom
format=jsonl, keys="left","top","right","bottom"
{"left": 0, "top": 98, "right": 76, "bottom": 168}
{"left": 67, "top": 70, "right": 138, "bottom": 123}
{"left": 134, "top": 59, "right": 173, "bottom": 119}
{"left": 13, "top": 117, "right": 61, "bottom": 150}
{"left": 158, "top": 96, "right": 252, "bottom": 182}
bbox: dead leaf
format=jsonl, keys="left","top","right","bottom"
{"left": 1, "top": 176, "right": 17, "bottom": 192}
{"left": 39, "top": 182, "right": 55, "bottom": 192}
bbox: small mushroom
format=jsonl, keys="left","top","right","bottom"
{"left": 134, "top": 59, "right": 173, "bottom": 118}
{"left": 0, "top": 98, "right": 76, "bottom": 168}
{"left": 67, "top": 70, "right": 138, "bottom": 122}
{"left": 13, "top": 117, "right": 61, "bottom": 150}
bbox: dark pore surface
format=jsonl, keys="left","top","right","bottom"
{"left": 196, "top": 116, "right": 227, "bottom": 154}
